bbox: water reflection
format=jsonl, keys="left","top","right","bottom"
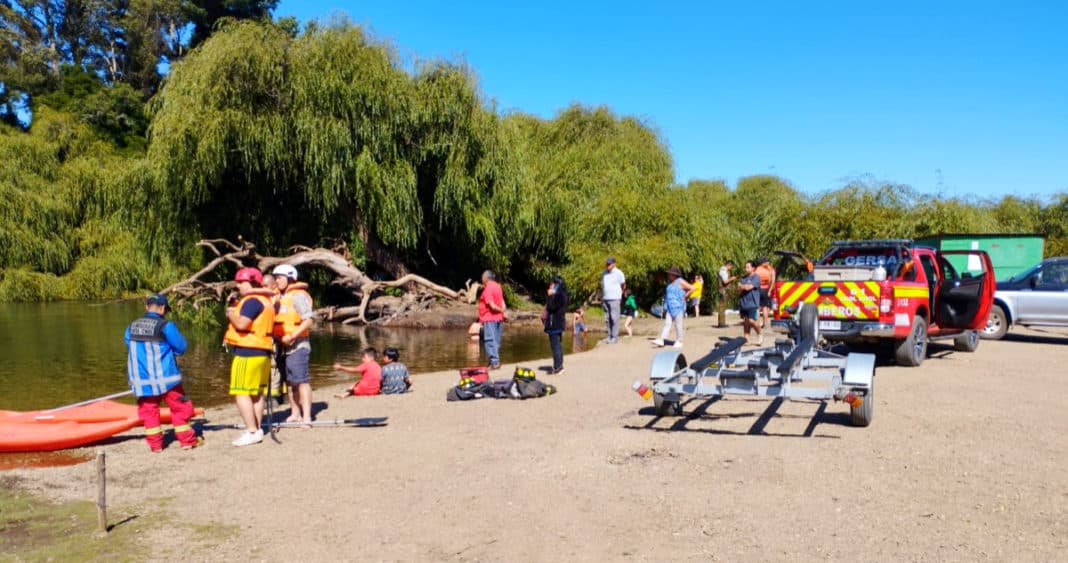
{"left": 0, "top": 302, "right": 570, "bottom": 410}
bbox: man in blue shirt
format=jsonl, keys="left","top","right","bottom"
{"left": 125, "top": 294, "right": 201, "bottom": 452}
{"left": 737, "top": 261, "right": 764, "bottom": 346}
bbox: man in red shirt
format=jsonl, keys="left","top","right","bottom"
{"left": 478, "top": 270, "right": 506, "bottom": 369}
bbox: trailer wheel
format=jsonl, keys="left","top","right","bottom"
{"left": 980, "top": 304, "right": 1007, "bottom": 340}
{"left": 654, "top": 392, "right": 681, "bottom": 417}
{"left": 894, "top": 317, "right": 927, "bottom": 367}
{"left": 953, "top": 330, "right": 980, "bottom": 352}
{"left": 850, "top": 387, "right": 873, "bottom": 427}
{"left": 798, "top": 302, "right": 819, "bottom": 343}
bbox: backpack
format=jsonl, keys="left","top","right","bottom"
{"left": 511, "top": 367, "right": 556, "bottom": 399}
{"left": 445, "top": 378, "right": 496, "bottom": 401}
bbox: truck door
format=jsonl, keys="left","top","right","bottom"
{"left": 933, "top": 250, "right": 995, "bottom": 330}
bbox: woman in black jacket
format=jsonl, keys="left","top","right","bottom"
{"left": 544, "top": 275, "right": 570, "bottom": 374}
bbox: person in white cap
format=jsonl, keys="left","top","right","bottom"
{"left": 272, "top": 264, "right": 315, "bottom": 425}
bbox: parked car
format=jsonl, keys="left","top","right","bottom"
{"left": 981, "top": 257, "right": 1068, "bottom": 339}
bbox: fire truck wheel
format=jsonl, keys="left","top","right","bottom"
{"left": 953, "top": 330, "right": 980, "bottom": 352}
{"left": 894, "top": 317, "right": 927, "bottom": 367}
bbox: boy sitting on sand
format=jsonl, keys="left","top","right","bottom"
{"left": 333, "top": 347, "right": 382, "bottom": 397}
{"left": 380, "top": 347, "right": 412, "bottom": 394}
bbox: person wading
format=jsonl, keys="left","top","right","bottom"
{"left": 271, "top": 264, "right": 315, "bottom": 426}
{"left": 601, "top": 257, "right": 626, "bottom": 343}
{"left": 478, "top": 270, "right": 506, "bottom": 370}
{"left": 125, "top": 294, "right": 202, "bottom": 452}
{"left": 544, "top": 275, "right": 570, "bottom": 374}
{"left": 224, "top": 267, "right": 276, "bottom": 447}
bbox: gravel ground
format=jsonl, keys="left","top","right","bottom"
{"left": 6, "top": 319, "right": 1068, "bottom": 562}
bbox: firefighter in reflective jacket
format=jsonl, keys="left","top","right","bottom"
{"left": 224, "top": 267, "right": 277, "bottom": 447}
{"left": 125, "top": 293, "right": 201, "bottom": 452}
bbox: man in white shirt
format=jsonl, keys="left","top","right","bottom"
{"left": 601, "top": 257, "right": 626, "bottom": 343}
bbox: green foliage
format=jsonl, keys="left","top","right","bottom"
{"left": 148, "top": 20, "right": 525, "bottom": 279}
{"left": 1, "top": 13, "right": 1067, "bottom": 309}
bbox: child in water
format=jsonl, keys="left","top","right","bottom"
{"left": 333, "top": 347, "right": 382, "bottom": 397}
{"left": 573, "top": 308, "right": 587, "bottom": 335}
{"left": 380, "top": 347, "right": 412, "bottom": 394}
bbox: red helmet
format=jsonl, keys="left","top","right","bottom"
{"left": 234, "top": 267, "right": 262, "bottom": 284}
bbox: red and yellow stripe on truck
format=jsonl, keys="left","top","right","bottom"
{"left": 777, "top": 281, "right": 881, "bottom": 320}
{"left": 775, "top": 281, "right": 931, "bottom": 338}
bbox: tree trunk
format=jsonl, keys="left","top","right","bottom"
{"left": 352, "top": 207, "right": 411, "bottom": 279}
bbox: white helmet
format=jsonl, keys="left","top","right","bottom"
{"left": 272, "top": 264, "right": 298, "bottom": 281}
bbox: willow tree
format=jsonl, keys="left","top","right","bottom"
{"left": 148, "top": 20, "right": 523, "bottom": 283}
{"left": 0, "top": 107, "right": 173, "bottom": 301}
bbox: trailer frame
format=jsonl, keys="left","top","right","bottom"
{"left": 648, "top": 305, "right": 876, "bottom": 427}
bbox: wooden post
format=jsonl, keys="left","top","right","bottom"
{"left": 95, "top": 449, "right": 107, "bottom": 537}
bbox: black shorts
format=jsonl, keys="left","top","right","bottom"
{"left": 759, "top": 288, "right": 772, "bottom": 308}
{"left": 740, "top": 307, "right": 758, "bottom": 320}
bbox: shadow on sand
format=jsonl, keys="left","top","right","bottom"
{"left": 625, "top": 396, "right": 846, "bottom": 439}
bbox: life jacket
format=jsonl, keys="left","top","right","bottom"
{"left": 224, "top": 290, "right": 276, "bottom": 351}
{"left": 757, "top": 265, "right": 773, "bottom": 289}
{"left": 273, "top": 282, "right": 312, "bottom": 339}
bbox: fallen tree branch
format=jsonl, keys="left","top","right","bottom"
{"left": 163, "top": 238, "right": 475, "bottom": 325}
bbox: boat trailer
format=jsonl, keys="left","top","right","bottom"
{"left": 646, "top": 306, "right": 876, "bottom": 427}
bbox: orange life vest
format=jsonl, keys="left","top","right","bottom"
{"left": 273, "top": 283, "right": 312, "bottom": 339}
{"left": 224, "top": 290, "right": 276, "bottom": 351}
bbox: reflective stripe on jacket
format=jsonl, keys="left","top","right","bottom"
{"left": 125, "top": 313, "right": 186, "bottom": 398}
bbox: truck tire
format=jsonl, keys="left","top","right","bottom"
{"left": 980, "top": 304, "right": 1008, "bottom": 340}
{"left": 850, "top": 387, "right": 873, "bottom": 427}
{"left": 953, "top": 330, "right": 980, "bottom": 352}
{"left": 894, "top": 317, "right": 927, "bottom": 367}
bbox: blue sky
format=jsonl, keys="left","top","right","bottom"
{"left": 276, "top": 1, "right": 1067, "bottom": 199}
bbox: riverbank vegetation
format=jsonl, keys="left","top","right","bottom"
{"left": 2, "top": 5, "right": 1065, "bottom": 309}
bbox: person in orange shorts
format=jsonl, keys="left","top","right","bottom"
{"left": 333, "top": 348, "right": 382, "bottom": 397}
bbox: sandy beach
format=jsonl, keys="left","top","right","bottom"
{"left": 5, "top": 318, "right": 1068, "bottom": 561}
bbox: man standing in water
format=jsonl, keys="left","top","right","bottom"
{"left": 271, "top": 265, "right": 315, "bottom": 425}
{"left": 478, "top": 270, "right": 506, "bottom": 370}
{"left": 125, "top": 294, "right": 201, "bottom": 452}
{"left": 224, "top": 267, "right": 276, "bottom": 447}
{"left": 601, "top": 257, "right": 626, "bottom": 343}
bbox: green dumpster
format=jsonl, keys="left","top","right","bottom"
{"left": 916, "top": 233, "right": 1044, "bottom": 281}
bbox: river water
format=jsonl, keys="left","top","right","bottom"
{"left": 0, "top": 302, "right": 580, "bottom": 411}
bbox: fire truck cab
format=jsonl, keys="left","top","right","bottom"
{"left": 772, "top": 239, "right": 995, "bottom": 367}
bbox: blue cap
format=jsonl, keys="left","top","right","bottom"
{"left": 605, "top": 257, "right": 616, "bottom": 265}
{"left": 146, "top": 294, "right": 169, "bottom": 307}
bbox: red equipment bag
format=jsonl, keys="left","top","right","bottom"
{"left": 459, "top": 366, "right": 489, "bottom": 384}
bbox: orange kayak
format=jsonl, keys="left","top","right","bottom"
{"left": 0, "top": 418, "right": 142, "bottom": 452}
{"left": 0, "top": 400, "right": 203, "bottom": 424}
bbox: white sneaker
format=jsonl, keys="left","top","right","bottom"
{"left": 232, "top": 430, "right": 263, "bottom": 447}
{"left": 652, "top": 339, "right": 665, "bottom": 347}
{"left": 673, "top": 341, "right": 684, "bottom": 349}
